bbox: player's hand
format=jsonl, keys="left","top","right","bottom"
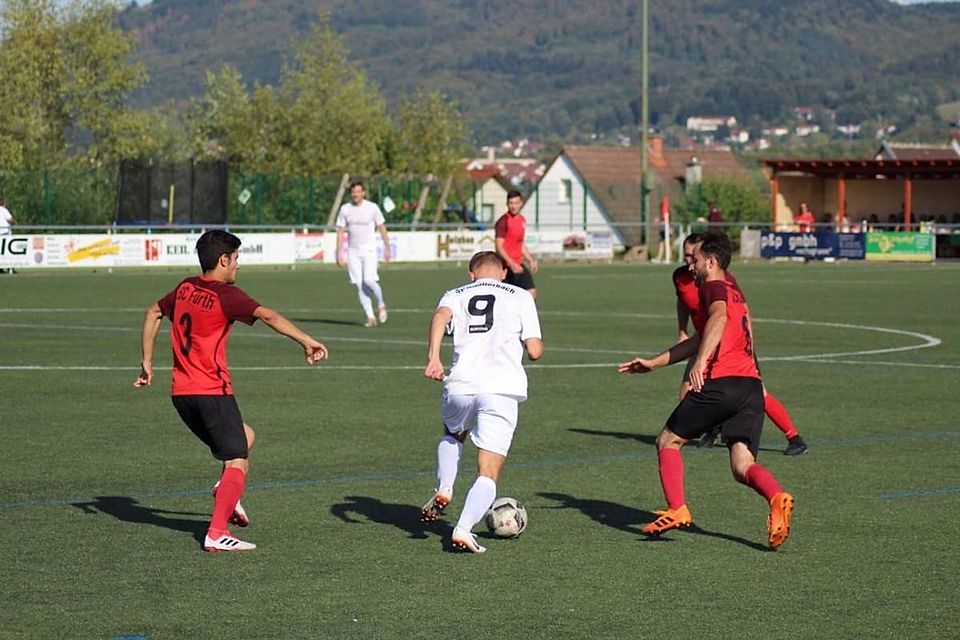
{"left": 305, "top": 341, "right": 329, "bottom": 365}
{"left": 383, "top": 246, "right": 391, "bottom": 263}
{"left": 336, "top": 255, "right": 345, "bottom": 268}
{"left": 134, "top": 363, "right": 152, "bottom": 388}
{"left": 529, "top": 258, "right": 539, "bottom": 274}
{"left": 424, "top": 359, "right": 445, "bottom": 381}
{"left": 688, "top": 360, "right": 707, "bottom": 392}
{"left": 618, "top": 357, "right": 653, "bottom": 374}
{"left": 510, "top": 262, "right": 523, "bottom": 274}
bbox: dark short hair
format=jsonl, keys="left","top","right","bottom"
{"left": 697, "top": 232, "right": 732, "bottom": 270}
{"left": 349, "top": 180, "right": 365, "bottom": 191}
{"left": 196, "top": 230, "right": 241, "bottom": 272}
{"left": 683, "top": 232, "right": 703, "bottom": 247}
{"left": 469, "top": 251, "right": 506, "bottom": 273}
{"left": 506, "top": 190, "right": 523, "bottom": 202}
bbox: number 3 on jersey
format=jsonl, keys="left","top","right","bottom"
{"left": 467, "top": 295, "right": 496, "bottom": 333}
{"left": 178, "top": 312, "right": 193, "bottom": 355}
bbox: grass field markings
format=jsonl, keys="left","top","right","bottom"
{"left": 4, "top": 429, "right": 959, "bottom": 512}
{"left": 877, "top": 486, "right": 960, "bottom": 499}
{"left": 786, "top": 358, "right": 960, "bottom": 370}
{"left": 0, "top": 363, "right": 627, "bottom": 372}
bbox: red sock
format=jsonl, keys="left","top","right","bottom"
{"left": 744, "top": 463, "right": 783, "bottom": 502}
{"left": 658, "top": 448, "right": 686, "bottom": 509}
{"left": 764, "top": 394, "right": 799, "bottom": 439}
{"left": 209, "top": 467, "right": 245, "bottom": 535}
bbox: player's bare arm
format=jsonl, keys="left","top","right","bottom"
{"left": 690, "top": 299, "right": 727, "bottom": 391}
{"left": 495, "top": 237, "right": 522, "bottom": 274}
{"left": 335, "top": 227, "right": 347, "bottom": 267}
{"left": 524, "top": 337, "right": 544, "bottom": 361}
{"left": 134, "top": 302, "right": 163, "bottom": 388}
{"left": 618, "top": 334, "right": 700, "bottom": 375}
{"left": 378, "top": 224, "right": 391, "bottom": 262}
{"left": 522, "top": 245, "right": 538, "bottom": 274}
{"left": 253, "top": 306, "right": 329, "bottom": 364}
{"left": 424, "top": 306, "right": 453, "bottom": 380}
{"left": 676, "top": 298, "right": 690, "bottom": 342}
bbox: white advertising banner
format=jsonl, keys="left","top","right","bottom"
{"left": 1, "top": 229, "right": 613, "bottom": 269}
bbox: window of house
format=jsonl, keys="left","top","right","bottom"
{"left": 559, "top": 179, "right": 572, "bottom": 203}
{"left": 482, "top": 203, "right": 495, "bottom": 222}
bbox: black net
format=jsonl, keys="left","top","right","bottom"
{"left": 116, "top": 160, "right": 228, "bottom": 225}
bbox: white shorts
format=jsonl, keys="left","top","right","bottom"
{"left": 347, "top": 249, "right": 379, "bottom": 286}
{"left": 441, "top": 392, "right": 519, "bottom": 457}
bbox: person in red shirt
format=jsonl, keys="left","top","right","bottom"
{"left": 494, "top": 190, "right": 539, "bottom": 299}
{"left": 134, "top": 230, "right": 329, "bottom": 553}
{"left": 619, "top": 232, "right": 795, "bottom": 550}
{"left": 674, "top": 234, "right": 808, "bottom": 456}
{"left": 795, "top": 202, "right": 815, "bottom": 233}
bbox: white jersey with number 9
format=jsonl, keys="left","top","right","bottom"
{"left": 437, "top": 278, "right": 542, "bottom": 400}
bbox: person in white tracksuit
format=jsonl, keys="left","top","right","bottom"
{"left": 335, "top": 180, "right": 391, "bottom": 327}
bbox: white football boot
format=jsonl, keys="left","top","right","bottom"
{"left": 451, "top": 526, "right": 486, "bottom": 554}
{"left": 420, "top": 491, "right": 451, "bottom": 523}
{"left": 203, "top": 533, "right": 256, "bottom": 553}
{"left": 378, "top": 306, "right": 388, "bottom": 324}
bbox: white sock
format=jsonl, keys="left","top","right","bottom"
{"left": 456, "top": 476, "right": 496, "bottom": 532}
{"left": 356, "top": 285, "right": 374, "bottom": 318}
{"left": 436, "top": 435, "right": 462, "bottom": 495}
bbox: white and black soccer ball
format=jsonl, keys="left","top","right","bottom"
{"left": 484, "top": 497, "right": 528, "bottom": 538}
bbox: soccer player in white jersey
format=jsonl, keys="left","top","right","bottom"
{"left": 336, "top": 180, "right": 391, "bottom": 327}
{"left": 421, "top": 251, "right": 544, "bottom": 553}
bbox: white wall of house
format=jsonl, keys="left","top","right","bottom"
{"left": 472, "top": 179, "right": 509, "bottom": 225}
{"left": 521, "top": 155, "right": 622, "bottom": 245}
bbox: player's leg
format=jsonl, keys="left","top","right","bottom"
{"left": 422, "top": 393, "right": 474, "bottom": 523}
{"left": 726, "top": 380, "right": 794, "bottom": 549}
{"left": 762, "top": 385, "right": 808, "bottom": 455}
{"left": 451, "top": 395, "right": 516, "bottom": 553}
{"left": 347, "top": 251, "right": 376, "bottom": 324}
{"left": 360, "top": 252, "right": 387, "bottom": 322}
{"left": 213, "top": 422, "right": 256, "bottom": 527}
{"left": 190, "top": 396, "right": 256, "bottom": 552}
{"left": 642, "top": 427, "right": 694, "bottom": 534}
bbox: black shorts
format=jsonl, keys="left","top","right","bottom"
{"left": 665, "top": 377, "right": 764, "bottom": 457}
{"left": 172, "top": 395, "right": 248, "bottom": 461}
{"left": 505, "top": 265, "right": 536, "bottom": 290}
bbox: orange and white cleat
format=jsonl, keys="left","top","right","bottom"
{"left": 642, "top": 504, "right": 693, "bottom": 535}
{"left": 450, "top": 526, "right": 486, "bottom": 554}
{"left": 767, "top": 492, "right": 795, "bottom": 550}
{"left": 419, "top": 492, "right": 451, "bottom": 523}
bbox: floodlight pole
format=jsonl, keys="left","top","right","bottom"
{"left": 641, "top": 0, "right": 651, "bottom": 258}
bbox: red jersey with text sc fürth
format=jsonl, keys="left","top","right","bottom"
{"left": 494, "top": 212, "right": 526, "bottom": 264}
{"left": 699, "top": 277, "right": 760, "bottom": 381}
{"left": 157, "top": 277, "right": 260, "bottom": 396}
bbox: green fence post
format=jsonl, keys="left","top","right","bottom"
{"left": 255, "top": 174, "right": 262, "bottom": 225}
{"left": 583, "top": 182, "right": 588, "bottom": 230}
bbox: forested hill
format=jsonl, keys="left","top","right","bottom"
{"left": 121, "top": 0, "right": 960, "bottom": 143}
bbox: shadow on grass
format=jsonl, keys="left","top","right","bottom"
{"left": 72, "top": 496, "right": 208, "bottom": 545}
{"left": 330, "top": 495, "right": 445, "bottom": 541}
{"left": 290, "top": 317, "right": 362, "bottom": 327}
{"left": 538, "top": 492, "right": 771, "bottom": 552}
{"left": 568, "top": 427, "right": 658, "bottom": 446}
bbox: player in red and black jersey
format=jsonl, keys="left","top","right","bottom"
{"left": 135, "top": 230, "right": 328, "bottom": 553}
{"left": 675, "top": 234, "right": 808, "bottom": 456}
{"left": 619, "top": 232, "right": 795, "bottom": 550}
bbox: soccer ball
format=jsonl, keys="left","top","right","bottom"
{"left": 484, "top": 497, "right": 528, "bottom": 538}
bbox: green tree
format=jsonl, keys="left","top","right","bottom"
{"left": 277, "top": 16, "right": 389, "bottom": 176}
{"left": 394, "top": 89, "right": 468, "bottom": 178}
{"left": 678, "top": 178, "right": 769, "bottom": 225}
{"left": 0, "top": 0, "right": 152, "bottom": 168}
